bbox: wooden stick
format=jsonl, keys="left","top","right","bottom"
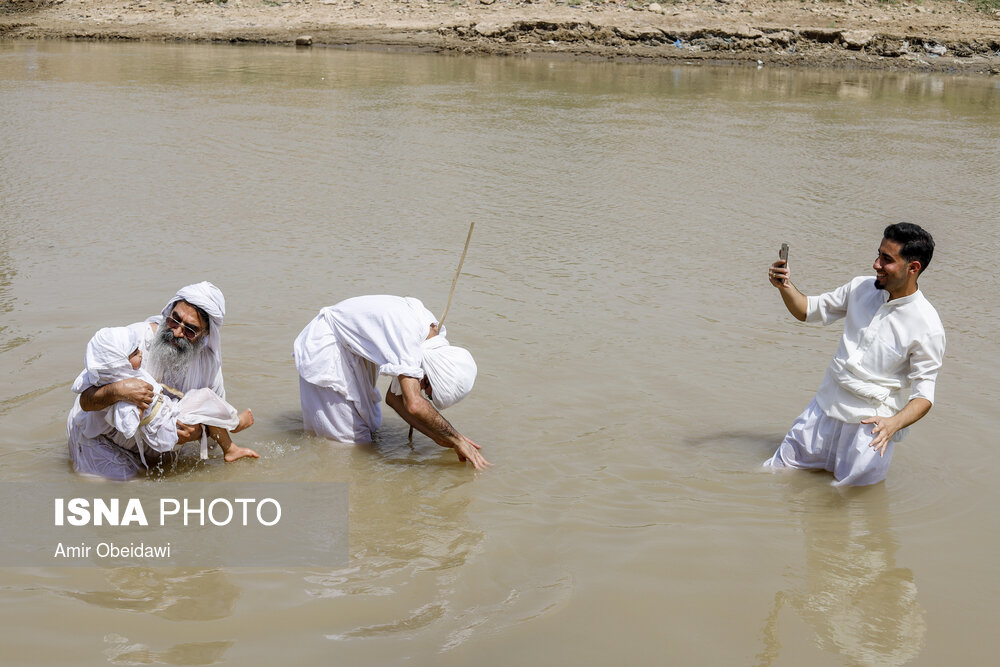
{"left": 410, "top": 222, "right": 475, "bottom": 442}
{"left": 439, "top": 221, "right": 475, "bottom": 327}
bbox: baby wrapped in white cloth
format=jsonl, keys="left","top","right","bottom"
{"left": 71, "top": 325, "right": 257, "bottom": 465}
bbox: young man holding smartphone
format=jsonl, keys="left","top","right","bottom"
{"left": 763, "top": 223, "right": 945, "bottom": 486}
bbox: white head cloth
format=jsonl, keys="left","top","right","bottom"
{"left": 421, "top": 335, "right": 477, "bottom": 410}
{"left": 71, "top": 323, "right": 153, "bottom": 393}
{"left": 70, "top": 324, "right": 162, "bottom": 441}
{"left": 161, "top": 281, "right": 225, "bottom": 364}
{"left": 157, "top": 282, "right": 226, "bottom": 395}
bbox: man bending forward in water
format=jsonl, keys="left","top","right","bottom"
{"left": 294, "top": 295, "right": 488, "bottom": 471}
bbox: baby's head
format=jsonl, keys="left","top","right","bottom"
{"left": 86, "top": 326, "right": 144, "bottom": 383}
{"left": 71, "top": 324, "right": 151, "bottom": 396}
{"left": 128, "top": 347, "right": 143, "bottom": 370}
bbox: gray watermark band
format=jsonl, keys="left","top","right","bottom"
{"left": 0, "top": 482, "right": 348, "bottom": 568}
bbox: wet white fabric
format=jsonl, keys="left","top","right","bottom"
{"left": 67, "top": 282, "right": 231, "bottom": 480}
{"left": 807, "top": 276, "right": 945, "bottom": 425}
{"left": 763, "top": 398, "right": 893, "bottom": 487}
{"left": 67, "top": 323, "right": 241, "bottom": 476}
{"left": 174, "top": 387, "right": 241, "bottom": 460}
{"left": 173, "top": 389, "right": 239, "bottom": 429}
{"left": 66, "top": 433, "right": 150, "bottom": 482}
{"left": 296, "top": 296, "right": 436, "bottom": 388}
{"left": 70, "top": 325, "right": 163, "bottom": 444}
{"left": 294, "top": 295, "right": 437, "bottom": 437}
{"left": 69, "top": 325, "right": 161, "bottom": 472}
{"left": 420, "top": 336, "right": 477, "bottom": 410}
{"left": 298, "top": 376, "right": 374, "bottom": 443}
{"left": 68, "top": 388, "right": 240, "bottom": 477}
{"left": 153, "top": 281, "right": 227, "bottom": 398}
{"left": 294, "top": 295, "right": 473, "bottom": 442}
{"left": 71, "top": 323, "right": 149, "bottom": 394}
{"left": 107, "top": 388, "right": 237, "bottom": 460}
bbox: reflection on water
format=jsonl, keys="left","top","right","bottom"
{"left": 304, "top": 429, "right": 489, "bottom": 646}
{"left": 103, "top": 635, "right": 233, "bottom": 666}
{"left": 62, "top": 568, "right": 241, "bottom": 621}
{"left": 0, "top": 40, "right": 997, "bottom": 117}
{"left": 756, "top": 484, "right": 925, "bottom": 666}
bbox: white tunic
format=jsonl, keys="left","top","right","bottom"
{"left": 808, "top": 276, "right": 945, "bottom": 427}
{"left": 764, "top": 277, "right": 946, "bottom": 486}
{"left": 294, "top": 296, "right": 438, "bottom": 440}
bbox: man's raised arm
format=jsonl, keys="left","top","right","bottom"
{"left": 768, "top": 256, "right": 808, "bottom": 322}
{"left": 385, "top": 376, "right": 490, "bottom": 471}
{"left": 79, "top": 378, "right": 154, "bottom": 413}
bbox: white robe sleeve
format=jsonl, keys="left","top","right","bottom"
{"left": 907, "top": 331, "right": 945, "bottom": 405}
{"left": 806, "top": 277, "right": 862, "bottom": 325}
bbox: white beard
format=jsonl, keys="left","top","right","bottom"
{"left": 146, "top": 324, "right": 203, "bottom": 387}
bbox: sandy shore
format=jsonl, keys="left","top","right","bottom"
{"left": 3, "top": 0, "right": 1000, "bottom": 74}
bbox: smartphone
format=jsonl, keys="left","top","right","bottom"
{"left": 778, "top": 243, "right": 789, "bottom": 284}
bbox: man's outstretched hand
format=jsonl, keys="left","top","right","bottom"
{"left": 452, "top": 435, "right": 491, "bottom": 471}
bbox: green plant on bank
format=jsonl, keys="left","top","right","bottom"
{"left": 971, "top": 0, "right": 1000, "bottom": 11}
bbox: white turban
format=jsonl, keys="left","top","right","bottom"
{"left": 161, "top": 281, "right": 226, "bottom": 368}
{"left": 420, "top": 335, "right": 477, "bottom": 410}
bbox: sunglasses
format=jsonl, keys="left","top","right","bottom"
{"left": 166, "top": 311, "right": 203, "bottom": 340}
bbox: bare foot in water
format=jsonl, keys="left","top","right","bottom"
{"left": 224, "top": 445, "right": 259, "bottom": 462}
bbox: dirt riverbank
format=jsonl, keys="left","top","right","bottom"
{"left": 3, "top": 0, "right": 1000, "bottom": 74}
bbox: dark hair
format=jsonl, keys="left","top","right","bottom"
{"left": 883, "top": 222, "right": 934, "bottom": 274}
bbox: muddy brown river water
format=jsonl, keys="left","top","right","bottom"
{"left": 1, "top": 40, "right": 998, "bottom": 665}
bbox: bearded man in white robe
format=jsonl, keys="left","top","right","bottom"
{"left": 67, "top": 282, "right": 244, "bottom": 480}
{"left": 294, "top": 295, "right": 488, "bottom": 470}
